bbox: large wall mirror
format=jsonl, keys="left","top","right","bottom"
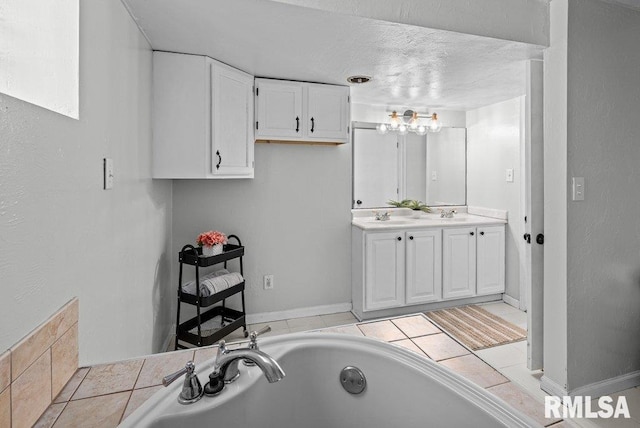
{"left": 353, "top": 123, "right": 467, "bottom": 209}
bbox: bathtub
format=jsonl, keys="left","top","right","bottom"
{"left": 120, "top": 333, "right": 538, "bottom": 428}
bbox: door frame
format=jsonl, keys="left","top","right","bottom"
{"left": 523, "top": 59, "right": 544, "bottom": 371}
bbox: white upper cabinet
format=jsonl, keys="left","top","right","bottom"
{"left": 255, "top": 78, "right": 349, "bottom": 144}
{"left": 152, "top": 51, "right": 254, "bottom": 179}
{"left": 305, "top": 84, "right": 350, "bottom": 141}
{"left": 254, "top": 80, "right": 303, "bottom": 139}
{"left": 212, "top": 62, "right": 254, "bottom": 177}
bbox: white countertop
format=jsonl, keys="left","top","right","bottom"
{"left": 352, "top": 212, "right": 507, "bottom": 231}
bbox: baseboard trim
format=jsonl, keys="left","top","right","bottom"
{"left": 540, "top": 375, "right": 568, "bottom": 396}
{"left": 570, "top": 370, "right": 640, "bottom": 397}
{"left": 502, "top": 294, "right": 520, "bottom": 309}
{"left": 246, "top": 302, "right": 353, "bottom": 325}
{"left": 541, "top": 370, "right": 640, "bottom": 398}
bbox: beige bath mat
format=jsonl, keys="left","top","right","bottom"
{"left": 425, "top": 305, "right": 526, "bottom": 351}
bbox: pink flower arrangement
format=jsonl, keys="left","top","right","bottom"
{"left": 196, "top": 230, "right": 227, "bottom": 247}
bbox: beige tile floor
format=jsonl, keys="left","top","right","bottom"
{"left": 34, "top": 303, "right": 640, "bottom": 427}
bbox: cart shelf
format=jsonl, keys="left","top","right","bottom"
{"left": 174, "top": 234, "right": 247, "bottom": 349}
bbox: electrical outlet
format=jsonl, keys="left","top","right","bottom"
{"left": 264, "top": 274, "right": 274, "bottom": 290}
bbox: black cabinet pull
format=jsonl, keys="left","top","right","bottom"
{"left": 397, "top": 237, "right": 402, "bottom": 241}
{"left": 295, "top": 116, "right": 300, "bottom": 133}
{"left": 523, "top": 233, "right": 531, "bottom": 243}
{"left": 215, "top": 150, "right": 222, "bottom": 170}
{"left": 470, "top": 232, "right": 475, "bottom": 236}
{"left": 480, "top": 231, "right": 485, "bottom": 236}
{"left": 311, "top": 117, "right": 315, "bottom": 133}
{"left": 409, "top": 236, "right": 414, "bottom": 240}
{"left": 356, "top": 200, "right": 362, "bottom": 205}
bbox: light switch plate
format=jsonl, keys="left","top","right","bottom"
{"left": 572, "top": 177, "right": 585, "bottom": 201}
{"left": 104, "top": 158, "right": 114, "bottom": 190}
{"left": 506, "top": 168, "right": 514, "bottom": 182}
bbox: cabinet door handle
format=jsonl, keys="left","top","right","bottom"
{"left": 356, "top": 200, "right": 362, "bottom": 205}
{"left": 295, "top": 116, "right": 300, "bottom": 133}
{"left": 480, "top": 231, "right": 485, "bottom": 236}
{"left": 310, "top": 117, "right": 315, "bottom": 133}
{"left": 216, "top": 150, "right": 222, "bottom": 170}
{"left": 470, "top": 231, "right": 475, "bottom": 236}
{"left": 409, "top": 236, "right": 414, "bottom": 240}
{"left": 397, "top": 237, "right": 402, "bottom": 241}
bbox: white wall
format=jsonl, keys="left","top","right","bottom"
{"left": 466, "top": 97, "right": 523, "bottom": 302}
{"left": 564, "top": 0, "right": 640, "bottom": 391}
{"left": 171, "top": 143, "right": 352, "bottom": 317}
{"left": 0, "top": 0, "right": 173, "bottom": 365}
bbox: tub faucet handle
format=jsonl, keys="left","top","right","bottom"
{"left": 162, "top": 361, "right": 203, "bottom": 405}
{"left": 245, "top": 325, "right": 271, "bottom": 366}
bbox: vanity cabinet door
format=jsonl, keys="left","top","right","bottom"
{"left": 405, "top": 229, "right": 442, "bottom": 305}
{"left": 364, "top": 232, "right": 405, "bottom": 311}
{"left": 304, "top": 83, "right": 349, "bottom": 142}
{"left": 443, "top": 227, "right": 476, "bottom": 299}
{"left": 476, "top": 225, "right": 505, "bottom": 295}
{"left": 255, "top": 79, "right": 303, "bottom": 139}
{"left": 211, "top": 61, "right": 254, "bottom": 177}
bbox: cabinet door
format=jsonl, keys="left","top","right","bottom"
{"left": 364, "top": 232, "right": 405, "bottom": 311}
{"left": 476, "top": 226, "right": 505, "bottom": 295}
{"left": 305, "top": 83, "right": 349, "bottom": 142}
{"left": 443, "top": 227, "right": 476, "bottom": 299}
{"left": 406, "top": 229, "right": 442, "bottom": 305}
{"left": 212, "top": 62, "right": 254, "bottom": 177}
{"left": 152, "top": 52, "right": 209, "bottom": 178}
{"left": 255, "top": 79, "right": 303, "bottom": 140}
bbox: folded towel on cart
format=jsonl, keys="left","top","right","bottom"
{"left": 181, "top": 269, "right": 244, "bottom": 297}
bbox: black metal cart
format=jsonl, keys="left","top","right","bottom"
{"left": 174, "top": 234, "right": 248, "bottom": 350}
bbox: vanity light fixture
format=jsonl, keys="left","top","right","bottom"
{"left": 377, "top": 110, "right": 442, "bottom": 135}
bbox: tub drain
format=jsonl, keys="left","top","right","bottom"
{"left": 340, "top": 366, "right": 366, "bottom": 394}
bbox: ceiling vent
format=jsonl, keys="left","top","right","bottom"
{"left": 347, "top": 75, "right": 371, "bottom": 84}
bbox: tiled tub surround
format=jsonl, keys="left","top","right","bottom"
{"left": 36, "top": 311, "right": 568, "bottom": 428}
{"left": 0, "top": 298, "right": 79, "bottom": 428}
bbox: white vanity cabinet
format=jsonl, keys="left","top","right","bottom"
{"left": 354, "top": 228, "right": 442, "bottom": 314}
{"left": 442, "top": 227, "right": 477, "bottom": 299}
{"left": 443, "top": 225, "right": 506, "bottom": 299}
{"left": 152, "top": 51, "right": 254, "bottom": 179}
{"left": 364, "top": 232, "right": 405, "bottom": 310}
{"left": 352, "top": 220, "right": 505, "bottom": 320}
{"left": 406, "top": 229, "right": 442, "bottom": 304}
{"left": 476, "top": 226, "right": 506, "bottom": 295}
{"left": 255, "top": 78, "right": 349, "bottom": 144}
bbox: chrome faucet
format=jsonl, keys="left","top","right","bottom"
{"left": 440, "top": 209, "right": 457, "bottom": 218}
{"left": 162, "top": 361, "right": 204, "bottom": 404}
{"left": 204, "top": 337, "right": 285, "bottom": 396}
{"left": 374, "top": 211, "right": 391, "bottom": 221}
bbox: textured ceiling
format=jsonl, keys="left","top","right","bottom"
{"left": 122, "top": 0, "right": 544, "bottom": 111}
